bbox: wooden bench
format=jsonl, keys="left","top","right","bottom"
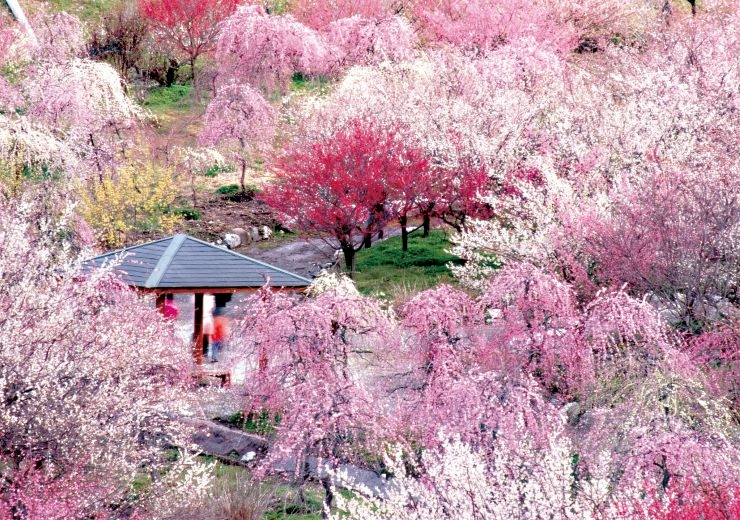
{"left": 192, "top": 368, "right": 231, "bottom": 387}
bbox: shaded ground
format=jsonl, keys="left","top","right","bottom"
{"left": 244, "top": 236, "right": 340, "bottom": 279}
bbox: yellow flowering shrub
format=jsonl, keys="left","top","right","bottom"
{"left": 79, "top": 161, "right": 180, "bottom": 247}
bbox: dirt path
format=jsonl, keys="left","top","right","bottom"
{"left": 243, "top": 237, "right": 340, "bottom": 279}
{"left": 243, "top": 226, "right": 403, "bottom": 278}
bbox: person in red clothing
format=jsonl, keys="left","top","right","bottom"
{"left": 163, "top": 294, "right": 179, "bottom": 320}
{"left": 210, "top": 306, "right": 229, "bottom": 363}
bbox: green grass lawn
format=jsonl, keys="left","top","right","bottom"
{"left": 46, "top": 0, "right": 119, "bottom": 22}
{"left": 196, "top": 456, "right": 326, "bottom": 519}
{"left": 289, "top": 73, "right": 330, "bottom": 96}
{"left": 354, "top": 228, "right": 463, "bottom": 298}
{"left": 144, "top": 84, "right": 194, "bottom": 114}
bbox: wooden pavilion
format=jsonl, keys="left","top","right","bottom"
{"left": 83, "top": 233, "right": 311, "bottom": 365}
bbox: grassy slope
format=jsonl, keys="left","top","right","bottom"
{"left": 197, "top": 457, "right": 325, "bottom": 519}
{"left": 354, "top": 228, "right": 462, "bottom": 297}
{"left": 44, "top": 0, "right": 118, "bottom": 22}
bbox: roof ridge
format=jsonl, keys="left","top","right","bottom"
{"left": 92, "top": 235, "right": 176, "bottom": 259}
{"left": 144, "top": 234, "right": 187, "bottom": 288}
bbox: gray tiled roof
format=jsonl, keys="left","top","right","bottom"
{"left": 83, "top": 234, "right": 311, "bottom": 289}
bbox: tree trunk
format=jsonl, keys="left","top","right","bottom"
{"left": 165, "top": 59, "right": 178, "bottom": 87}
{"left": 189, "top": 54, "right": 197, "bottom": 81}
{"left": 341, "top": 242, "right": 356, "bottom": 278}
{"left": 363, "top": 231, "right": 372, "bottom": 249}
{"left": 239, "top": 139, "right": 248, "bottom": 192}
{"left": 400, "top": 214, "right": 409, "bottom": 252}
{"left": 240, "top": 159, "right": 247, "bottom": 193}
{"left": 298, "top": 458, "right": 311, "bottom": 513}
{"left": 321, "top": 475, "right": 334, "bottom": 519}
{"left": 422, "top": 212, "right": 431, "bottom": 237}
{"left": 89, "top": 133, "right": 103, "bottom": 181}
{"left": 191, "top": 167, "right": 198, "bottom": 207}
{"left": 441, "top": 214, "right": 463, "bottom": 233}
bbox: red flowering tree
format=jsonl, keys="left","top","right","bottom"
{"left": 380, "top": 130, "right": 432, "bottom": 251}
{"left": 264, "top": 119, "right": 401, "bottom": 274}
{"left": 138, "top": 0, "right": 239, "bottom": 79}
{"left": 640, "top": 479, "right": 740, "bottom": 520}
{"left": 436, "top": 142, "right": 495, "bottom": 233}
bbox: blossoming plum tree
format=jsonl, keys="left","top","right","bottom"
{"left": 215, "top": 5, "right": 328, "bottom": 92}
{"left": 232, "top": 287, "right": 393, "bottom": 512}
{"left": 559, "top": 165, "right": 740, "bottom": 329}
{"left": 264, "top": 119, "right": 405, "bottom": 273}
{"left": 290, "top": 0, "right": 392, "bottom": 29}
{"left": 322, "top": 15, "right": 417, "bottom": 71}
{"left": 25, "top": 58, "right": 141, "bottom": 177}
{"left": 199, "top": 83, "right": 276, "bottom": 192}
{"left": 0, "top": 189, "right": 210, "bottom": 518}
{"left": 138, "top": 0, "right": 239, "bottom": 79}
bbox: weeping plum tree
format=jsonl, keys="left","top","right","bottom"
{"left": 232, "top": 287, "right": 393, "bottom": 514}
{"left": 322, "top": 14, "right": 417, "bottom": 72}
{"left": 0, "top": 189, "right": 211, "bottom": 518}
{"left": 199, "top": 83, "right": 276, "bottom": 193}
{"left": 215, "top": 5, "right": 328, "bottom": 92}
{"left": 25, "top": 58, "right": 140, "bottom": 178}
{"left": 328, "top": 271, "right": 740, "bottom": 519}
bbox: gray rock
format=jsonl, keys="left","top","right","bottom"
{"left": 645, "top": 291, "right": 686, "bottom": 326}
{"left": 249, "top": 227, "right": 260, "bottom": 242}
{"left": 575, "top": 410, "right": 595, "bottom": 433}
{"left": 693, "top": 298, "right": 720, "bottom": 321}
{"left": 659, "top": 307, "right": 683, "bottom": 325}
{"left": 260, "top": 225, "right": 272, "bottom": 240}
{"left": 224, "top": 233, "right": 241, "bottom": 249}
{"left": 562, "top": 402, "right": 581, "bottom": 426}
{"left": 232, "top": 227, "right": 250, "bottom": 245}
{"left": 183, "top": 418, "right": 267, "bottom": 461}
{"left": 718, "top": 300, "right": 739, "bottom": 318}
{"left": 241, "top": 451, "right": 256, "bottom": 462}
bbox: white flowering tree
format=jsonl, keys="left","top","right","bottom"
{"left": 0, "top": 190, "right": 211, "bottom": 518}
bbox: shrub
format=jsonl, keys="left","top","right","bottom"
{"left": 216, "top": 183, "right": 240, "bottom": 195}
{"left": 78, "top": 161, "right": 181, "bottom": 247}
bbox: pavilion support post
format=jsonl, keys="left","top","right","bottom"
{"left": 193, "top": 293, "right": 204, "bottom": 365}
{"left": 155, "top": 293, "right": 166, "bottom": 314}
